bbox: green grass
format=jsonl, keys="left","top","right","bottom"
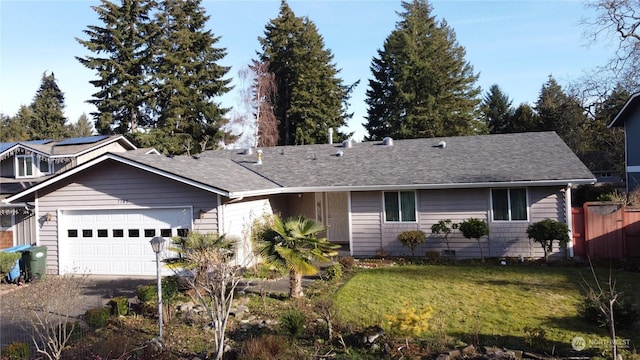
{"left": 333, "top": 264, "right": 640, "bottom": 353}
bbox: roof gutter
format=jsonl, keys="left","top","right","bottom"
{"left": 228, "top": 178, "right": 597, "bottom": 198}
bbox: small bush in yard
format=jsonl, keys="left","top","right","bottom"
{"left": 397, "top": 230, "right": 426, "bottom": 257}
{"left": 338, "top": 256, "right": 355, "bottom": 270}
{"left": 1, "top": 341, "right": 30, "bottom": 359}
{"left": 280, "top": 308, "right": 307, "bottom": 339}
{"left": 108, "top": 296, "right": 129, "bottom": 316}
{"left": 384, "top": 301, "right": 433, "bottom": 338}
{"left": 324, "top": 263, "right": 343, "bottom": 280}
{"left": 240, "top": 335, "right": 288, "bottom": 360}
{"left": 579, "top": 291, "right": 639, "bottom": 329}
{"left": 84, "top": 307, "right": 110, "bottom": 329}
{"left": 0, "top": 252, "right": 21, "bottom": 276}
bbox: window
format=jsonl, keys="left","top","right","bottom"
{"left": 16, "top": 155, "right": 51, "bottom": 178}
{"left": 16, "top": 155, "right": 33, "bottom": 177}
{"left": 492, "top": 188, "right": 528, "bottom": 221}
{"left": 1, "top": 214, "right": 12, "bottom": 229}
{"left": 384, "top": 191, "right": 416, "bottom": 222}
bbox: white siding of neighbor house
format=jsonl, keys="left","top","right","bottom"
{"left": 350, "top": 186, "right": 568, "bottom": 260}
{"left": 37, "top": 161, "right": 220, "bottom": 274}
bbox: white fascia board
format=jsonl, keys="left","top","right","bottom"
{"left": 609, "top": 92, "right": 640, "bottom": 128}
{"left": 0, "top": 144, "right": 50, "bottom": 158}
{"left": 4, "top": 153, "right": 230, "bottom": 203}
{"left": 627, "top": 166, "right": 640, "bottom": 172}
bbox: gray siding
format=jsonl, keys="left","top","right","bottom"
{"left": 350, "top": 191, "right": 382, "bottom": 256}
{"left": 350, "top": 187, "right": 568, "bottom": 260}
{"left": 37, "top": 161, "right": 220, "bottom": 273}
{"left": 626, "top": 108, "right": 640, "bottom": 167}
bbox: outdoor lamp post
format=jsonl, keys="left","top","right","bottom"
{"left": 149, "top": 236, "right": 166, "bottom": 339}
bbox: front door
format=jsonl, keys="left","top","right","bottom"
{"left": 326, "top": 192, "right": 349, "bottom": 248}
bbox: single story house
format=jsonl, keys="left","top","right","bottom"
{"left": 3, "top": 131, "right": 595, "bottom": 276}
{"left": 609, "top": 92, "right": 640, "bottom": 192}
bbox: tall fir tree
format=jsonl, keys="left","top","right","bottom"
{"left": 148, "top": 0, "right": 233, "bottom": 154}
{"left": 76, "top": 0, "right": 158, "bottom": 135}
{"left": 481, "top": 84, "right": 513, "bottom": 134}
{"left": 535, "top": 76, "right": 588, "bottom": 154}
{"left": 258, "top": 0, "right": 351, "bottom": 146}
{"left": 364, "top": 0, "right": 481, "bottom": 141}
{"left": 28, "top": 72, "right": 69, "bottom": 140}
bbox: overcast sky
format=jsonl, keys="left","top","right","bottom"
{"left": 0, "top": 0, "right": 614, "bottom": 141}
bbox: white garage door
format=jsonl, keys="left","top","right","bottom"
{"left": 59, "top": 208, "right": 192, "bottom": 275}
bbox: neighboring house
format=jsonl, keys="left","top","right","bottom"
{"left": 3, "top": 131, "right": 595, "bottom": 276}
{"left": 0, "top": 135, "right": 140, "bottom": 249}
{"left": 609, "top": 92, "right": 640, "bottom": 192}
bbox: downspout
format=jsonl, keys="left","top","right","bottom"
{"left": 565, "top": 183, "right": 574, "bottom": 258}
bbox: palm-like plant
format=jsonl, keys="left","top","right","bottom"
{"left": 257, "top": 215, "right": 340, "bottom": 298}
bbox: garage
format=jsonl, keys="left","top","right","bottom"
{"left": 59, "top": 208, "right": 192, "bottom": 275}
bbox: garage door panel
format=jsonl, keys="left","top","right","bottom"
{"left": 61, "top": 208, "right": 191, "bottom": 276}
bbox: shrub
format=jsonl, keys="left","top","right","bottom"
{"left": 384, "top": 301, "right": 433, "bottom": 338}
{"left": 0, "top": 252, "right": 21, "bottom": 275}
{"left": 526, "top": 219, "right": 569, "bottom": 262}
{"left": 338, "top": 256, "right": 355, "bottom": 270}
{"left": 425, "top": 250, "right": 440, "bottom": 262}
{"left": 397, "top": 230, "right": 426, "bottom": 257}
{"left": 459, "top": 218, "right": 489, "bottom": 262}
{"left": 280, "top": 308, "right": 307, "bottom": 339}
{"left": 84, "top": 307, "right": 110, "bottom": 329}
{"left": 1, "top": 341, "right": 30, "bottom": 359}
{"left": 240, "top": 335, "right": 287, "bottom": 360}
{"left": 579, "top": 291, "right": 639, "bottom": 330}
{"left": 324, "top": 263, "right": 343, "bottom": 280}
{"left": 136, "top": 284, "right": 156, "bottom": 303}
{"left": 108, "top": 296, "right": 129, "bottom": 316}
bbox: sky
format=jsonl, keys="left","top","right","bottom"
{"left": 0, "top": 0, "right": 614, "bottom": 142}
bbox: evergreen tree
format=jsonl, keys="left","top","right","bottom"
{"left": 69, "top": 113, "right": 95, "bottom": 137}
{"left": 508, "top": 103, "right": 541, "bottom": 133}
{"left": 586, "top": 86, "right": 628, "bottom": 178}
{"left": 76, "top": 0, "right": 158, "bottom": 134}
{"left": 481, "top": 84, "right": 513, "bottom": 134}
{"left": 258, "top": 0, "right": 351, "bottom": 145}
{"left": 28, "top": 72, "right": 69, "bottom": 139}
{"left": 364, "top": 0, "right": 481, "bottom": 141}
{"left": 0, "top": 113, "right": 29, "bottom": 142}
{"left": 535, "top": 76, "right": 589, "bottom": 154}
{"left": 149, "top": 0, "right": 233, "bottom": 154}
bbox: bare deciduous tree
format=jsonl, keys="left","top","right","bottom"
{"left": 231, "top": 61, "right": 279, "bottom": 148}
{"left": 16, "top": 273, "right": 88, "bottom": 360}
{"left": 583, "top": 0, "right": 640, "bottom": 89}
{"left": 167, "top": 232, "right": 247, "bottom": 360}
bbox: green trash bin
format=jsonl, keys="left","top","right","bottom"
{"left": 24, "top": 246, "right": 47, "bottom": 281}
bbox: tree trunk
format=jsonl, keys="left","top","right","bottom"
{"left": 289, "top": 270, "right": 303, "bottom": 298}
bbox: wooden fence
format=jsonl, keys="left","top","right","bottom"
{"left": 572, "top": 202, "right": 640, "bottom": 260}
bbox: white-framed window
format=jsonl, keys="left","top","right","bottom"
{"left": 1, "top": 213, "right": 13, "bottom": 230}
{"left": 15, "top": 155, "right": 51, "bottom": 178}
{"left": 491, "top": 188, "right": 528, "bottom": 221}
{"left": 384, "top": 191, "right": 417, "bottom": 222}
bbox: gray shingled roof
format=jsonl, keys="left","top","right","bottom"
{"left": 116, "top": 132, "right": 594, "bottom": 196}
{"left": 114, "top": 152, "right": 279, "bottom": 194}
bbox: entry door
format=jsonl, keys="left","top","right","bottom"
{"left": 326, "top": 192, "right": 349, "bottom": 246}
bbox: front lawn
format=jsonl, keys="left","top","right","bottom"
{"left": 333, "top": 263, "right": 640, "bottom": 355}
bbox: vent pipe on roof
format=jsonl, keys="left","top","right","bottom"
{"left": 256, "top": 149, "right": 263, "bottom": 165}
{"left": 328, "top": 128, "right": 333, "bottom": 144}
{"left": 342, "top": 139, "right": 352, "bottom": 148}
{"left": 382, "top": 137, "right": 394, "bottom": 146}
{"left": 433, "top": 141, "right": 446, "bottom": 149}
{"left": 244, "top": 148, "right": 253, "bottom": 155}
{"left": 336, "top": 150, "right": 344, "bottom": 157}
